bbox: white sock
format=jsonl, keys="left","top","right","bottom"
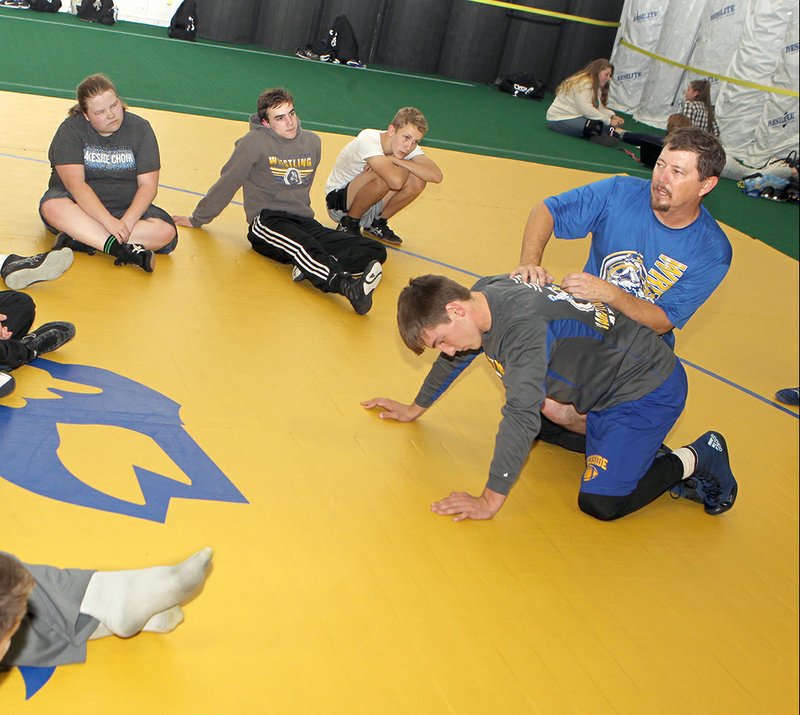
{"left": 89, "top": 623, "right": 113, "bottom": 640}
{"left": 143, "top": 606, "right": 184, "bottom": 633}
{"left": 89, "top": 606, "right": 184, "bottom": 639}
{"left": 0, "top": 254, "right": 8, "bottom": 269}
{"left": 80, "top": 547, "right": 212, "bottom": 638}
{"left": 672, "top": 447, "right": 697, "bottom": 479}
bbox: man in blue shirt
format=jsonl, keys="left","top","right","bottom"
{"left": 511, "top": 127, "right": 729, "bottom": 442}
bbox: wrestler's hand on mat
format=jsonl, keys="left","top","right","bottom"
{"left": 172, "top": 215, "right": 195, "bottom": 228}
{"left": 560, "top": 272, "right": 614, "bottom": 303}
{"left": 510, "top": 263, "right": 553, "bottom": 286}
{"left": 361, "top": 397, "right": 426, "bottom": 422}
{"left": 0, "top": 317, "right": 12, "bottom": 340}
{"left": 431, "top": 488, "right": 507, "bottom": 522}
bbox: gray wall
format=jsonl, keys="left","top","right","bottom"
{"left": 196, "top": 0, "right": 624, "bottom": 90}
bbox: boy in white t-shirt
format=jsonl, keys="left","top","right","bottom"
{"left": 324, "top": 107, "right": 443, "bottom": 245}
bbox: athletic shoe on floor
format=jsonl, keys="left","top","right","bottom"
{"left": 336, "top": 215, "right": 362, "bottom": 236}
{"left": 295, "top": 46, "right": 321, "bottom": 60}
{"left": 677, "top": 431, "right": 738, "bottom": 515}
{"left": 338, "top": 260, "right": 382, "bottom": 315}
{"left": 291, "top": 265, "right": 305, "bottom": 282}
{"left": 1, "top": 248, "right": 74, "bottom": 290}
{"left": 775, "top": 387, "right": 799, "bottom": 405}
{"left": 363, "top": 217, "right": 402, "bottom": 245}
{"left": 113, "top": 243, "right": 155, "bottom": 272}
{"left": 0, "top": 371, "right": 15, "bottom": 399}
{"left": 21, "top": 321, "right": 76, "bottom": 359}
{"left": 54, "top": 231, "right": 97, "bottom": 255}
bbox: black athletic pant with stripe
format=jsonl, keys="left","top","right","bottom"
{"left": 247, "top": 210, "right": 386, "bottom": 292}
{"left": 0, "top": 290, "right": 36, "bottom": 369}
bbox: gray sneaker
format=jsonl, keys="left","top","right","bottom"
{"left": 1, "top": 248, "right": 74, "bottom": 290}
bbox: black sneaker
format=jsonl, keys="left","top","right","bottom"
{"left": 0, "top": 371, "right": 15, "bottom": 399}
{"left": 295, "top": 46, "right": 321, "bottom": 61}
{"left": 21, "top": 321, "right": 76, "bottom": 359}
{"left": 113, "top": 243, "right": 155, "bottom": 272}
{"left": 336, "top": 215, "right": 362, "bottom": 236}
{"left": 338, "top": 260, "right": 382, "bottom": 315}
{"left": 1, "top": 248, "right": 74, "bottom": 290}
{"left": 676, "top": 431, "right": 738, "bottom": 515}
{"left": 54, "top": 232, "right": 96, "bottom": 255}
{"left": 363, "top": 217, "right": 402, "bottom": 245}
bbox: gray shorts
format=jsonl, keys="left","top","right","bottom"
{"left": 0, "top": 555, "right": 98, "bottom": 668}
{"left": 39, "top": 187, "right": 176, "bottom": 236}
{"left": 325, "top": 184, "right": 383, "bottom": 227}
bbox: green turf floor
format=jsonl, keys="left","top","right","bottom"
{"left": 2, "top": 8, "right": 797, "bottom": 259}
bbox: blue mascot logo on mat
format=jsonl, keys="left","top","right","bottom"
{"left": 0, "top": 359, "right": 248, "bottom": 523}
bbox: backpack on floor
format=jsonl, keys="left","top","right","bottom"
{"left": 29, "top": 0, "right": 62, "bottom": 11}
{"left": 168, "top": 0, "right": 197, "bottom": 41}
{"left": 296, "top": 15, "right": 364, "bottom": 67}
{"left": 495, "top": 73, "right": 545, "bottom": 100}
{"left": 77, "top": 0, "right": 116, "bottom": 25}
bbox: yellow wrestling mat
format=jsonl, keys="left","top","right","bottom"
{"left": 1, "top": 91, "right": 797, "bottom": 713}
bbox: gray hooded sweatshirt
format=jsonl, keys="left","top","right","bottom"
{"left": 190, "top": 114, "right": 321, "bottom": 226}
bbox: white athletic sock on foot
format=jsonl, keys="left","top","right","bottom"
{"left": 89, "top": 623, "right": 113, "bottom": 640}
{"left": 79, "top": 547, "right": 212, "bottom": 638}
{"left": 672, "top": 447, "right": 697, "bottom": 479}
{"left": 143, "top": 606, "right": 185, "bottom": 633}
{"left": 90, "top": 606, "right": 185, "bottom": 638}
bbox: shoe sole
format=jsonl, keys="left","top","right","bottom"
{"left": 3, "top": 248, "right": 74, "bottom": 290}
{"left": 362, "top": 261, "right": 382, "bottom": 297}
{"left": 362, "top": 228, "right": 403, "bottom": 246}
{"left": 699, "top": 432, "right": 739, "bottom": 515}
{"left": 705, "top": 480, "right": 737, "bottom": 515}
{"left": 351, "top": 261, "right": 382, "bottom": 315}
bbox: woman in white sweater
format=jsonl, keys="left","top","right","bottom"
{"left": 546, "top": 58, "right": 624, "bottom": 138}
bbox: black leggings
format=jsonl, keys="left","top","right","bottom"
{"left": 578, "top": 454, "right": 684, "bottom": 521}
{"left": 0, "top": 290, "right": 35, "bottom": 369}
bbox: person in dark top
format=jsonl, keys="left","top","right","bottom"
{"left": 40, "top": 74, "right": 177, "bottom": 273}
{"left": 363, "top": 274, "right": 738, "bottom": 522}
{"left": 0, "top": 289, "right": 75, "bottom": 398}
{"left": 173, "top": 87, "right": 385, "bottom": 315}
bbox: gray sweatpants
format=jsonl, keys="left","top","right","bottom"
{"left": 1, "top": 554, "right": 98, "bottom": 668}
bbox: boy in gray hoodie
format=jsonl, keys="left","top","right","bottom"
{"left": 173, "top": 88, "right": 386, "bottom": 315}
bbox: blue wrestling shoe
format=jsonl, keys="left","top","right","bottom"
{"left": 677, "top": 431, "right": 738, "bottom": 515}
{"left": 775, "top": 387, "right": 799, "bottom": 406}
